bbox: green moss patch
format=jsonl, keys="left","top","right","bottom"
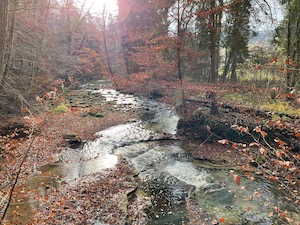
{"left": 262, "top": 101, "right": 300, "bottom": 116}
{"left": 223, "top": 93, "right": 245, "bottom": 104}
{"left": 50, "top": 103, "right": 69, "bottom": 113}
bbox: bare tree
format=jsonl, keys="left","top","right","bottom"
{"left": 102, "top": 5, "right": 114, "bottom": 76}
{"left": 0, "top": 0, "right": 9, "bottom": 88}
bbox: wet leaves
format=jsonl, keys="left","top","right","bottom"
{"left": 186, "top": 197, "right": 221, "bottom": 225}
{"left": 0, "top": 86, "right": 139, "bottom": 224}
{"left": 33, "top": 159, "right": 146, "bottom": 225}
{"left": 253, "top": 126, "right": 267, "bottom": 137}
{"left": 232, "top": 173, "right": 241, "bottom": 186}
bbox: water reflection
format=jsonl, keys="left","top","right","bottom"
{"left": 62, "top": 155, "right": 118, "bottom": 181}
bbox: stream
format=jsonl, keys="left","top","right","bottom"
{"left": 5, "top": 82, "right": 299, "bottom": 224}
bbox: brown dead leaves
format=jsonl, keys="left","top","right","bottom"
{"left": 34, "top": 158, "right": 145, "bottom": 225}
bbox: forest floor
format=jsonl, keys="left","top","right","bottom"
{"left": 0, "top": 81, "right": 299, "bottom": 224}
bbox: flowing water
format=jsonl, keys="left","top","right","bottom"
{"left": 5, "top": 82, "right": 299, "bottom": 224}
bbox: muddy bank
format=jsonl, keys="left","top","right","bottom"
{"left": 176, "top": 98, "right": 300, "bottom": 151}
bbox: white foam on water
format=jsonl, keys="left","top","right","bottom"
{"left": 164, "top": 161, "right": 212, "bottom": 189}
{"left": 91, "top": 89, "right": 142, "bottom": 107}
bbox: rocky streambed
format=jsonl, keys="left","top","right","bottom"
{"left": 3, "top": 81, "right": 299, "bottom": 225}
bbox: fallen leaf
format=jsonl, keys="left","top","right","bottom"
{"left": 253, "top": 126, "right": 261, "bottom": 133}
{"left": 255, "top": 117, "right": 259, "bottom": 125}
{"left": 218, "top": 139, "right": 229, "bottom": 145}
{"left": 268, "top": 176, "right": 278, "bottom": 181}
{"left": 232, "top": 143, "right": 238, "bottom": 149}
{"left": 212, "top": 219, "right": 219, "bottom": 224}
{"left": 206, "top": 125, "right": 211, "bottom": 133}
{"left": 249, "top": 142, "right": 260, "bottom": 147}
{"left": 260, "top": 130, "right": 268, "bottom": 137}
{"left": 233, "top": 173, "right": 241, "bottom": 186}
{"left": 259, "top": 147, "right": 266, "bottom": 155}
{"left": 274, "top": 138, "right": 286, "bottom": 147}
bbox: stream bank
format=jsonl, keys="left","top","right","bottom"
{"left": 176, "top": 97, "right": 300, "bottom": 151}
{"left": 1, "top": 80, "right": 299, "bottom": 225}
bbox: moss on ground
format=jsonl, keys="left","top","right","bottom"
{"left": 50, "top": 103, "right": 69, "bottom": 113}
{"left": 223, "top": 92, "right": 300, "bottom": 117}
{"left": 262, "top": 100, "right": 300, "bottom": 117}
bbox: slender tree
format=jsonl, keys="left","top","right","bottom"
{"left": 275, "top": 0, "right": 300, "bottom": 88}
{"left": 177, "top": 0, "right": 196, "bottom": 80}
{"left": 0, "top": 0, "right": 9, "bottom": 88}
{"left": 195, "top": 0, "right": 223, "bottom": 83}
{"left": 221, "top": 0, "right": 251, "bottom": 82}
{"left": 102, "top": 5, "right": 114, "bottom": 76}
{"left": 208, "top": 0, "right": 222, "bottom": 83}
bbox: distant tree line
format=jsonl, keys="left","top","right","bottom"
{"left": 0, "top": 0, "right": 299, "bottom": 113}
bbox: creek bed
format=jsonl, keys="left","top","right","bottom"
{"left": 4, "top": 81, "right": 299, "bottom": 224}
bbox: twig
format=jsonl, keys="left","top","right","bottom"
{"left": 200, "top": 132, "right": 214, "bottom": 145}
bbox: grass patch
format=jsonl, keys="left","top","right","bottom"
{"left": 222, "top": 92, "right": 267, "bottom": 107}
{"left": 223, "top": 93, "right": 300, "bottom": 116}
{"left": 50, "top": 103, "right": 69, "bottom": 113}
{"left": 222, "top": 93, "right": 246, "bottom": 104}
{"left": 262, "top": 100, "right": 300, "bottom": 116}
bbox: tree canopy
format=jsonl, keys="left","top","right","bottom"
{"left": 0, "top": 0, "right": 299, "bottom": 112}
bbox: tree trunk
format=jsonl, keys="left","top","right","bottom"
{"left": 102, "top": 6, "right": 114, "bottom": 76}
{"left": 210, "top": 35, "right": 218, "bottom": 83}
{"left": 221, "top": 51, "right": 231, "bottom": 81}
{"left": 286, "top": 0, "right": 292, "bottom": 88}
{"left": 294, "top": 2, "right": 300, "bottom": 85}
{"left": 230, "top": 60, "right": 237, "bottom": 83}
{"left": 177, "top": 46, "right": 182, "bottom": 80}
{"left": 67, "top": 4, "right": 73, "bottom": 55}
{"left": 2, "top": 0, "right": 17, "bottom": 87}
{"left": 177, "top": 0, "right": 183, "bottom": 80}
{"left": 0, "top": 0, "right": 9, "bottom": 88}
{"left": 39, "top": 0, "right": 52, "bottom": 51}
{"left": 209, "top": 0, "right": 218, "bottom": 83}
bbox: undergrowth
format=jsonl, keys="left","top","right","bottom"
{"left": 262, "top": 101, "right": 300, "bottom": 117}
{"left": 223, "top": 92, "right": 300, "bottom": 117}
